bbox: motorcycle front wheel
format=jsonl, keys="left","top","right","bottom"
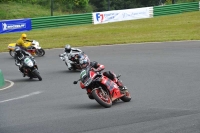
{"left": 9, "top": 50, "right": 15, "bottom": 58}
{"left": 32, "top": 69, "right": 42, "bottom": 81}
{"left": 36, "top": 49, "right": 45, "bottom": 57}
{"left": 92, "top": 88, "right": 112, "bottom": 108}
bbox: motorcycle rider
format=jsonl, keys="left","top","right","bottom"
{"left": 16, "top": 33, "right": 33, "bottom": 51}
{"left": 79, "top": 56, "right": 127, "bottom": 91}
{"left": 59, "top": 44, "right": 86, "bottom": 70}
{"left": 14, "top": 46, "right": 35, "bottom": 77}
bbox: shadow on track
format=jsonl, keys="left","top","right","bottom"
{"left": 11, "top": 78, "right": 41, "bottom": 82}
{"left": 55, "top": 70, "right": 81, "bottom": 74}
{"left": 65, "top": 100, "right": 130, "bottom": 110}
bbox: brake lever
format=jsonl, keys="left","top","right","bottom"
{"left": 116, "top": 74, "right": 121, "bottom": 78}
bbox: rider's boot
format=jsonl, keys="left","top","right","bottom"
{"left": 114, "top": 78, "right": 127, "bottom": 91}
{"left": 22, "top": 73, "right": 26, "bottom": 77}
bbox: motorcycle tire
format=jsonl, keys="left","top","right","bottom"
{"left": 36, "top": 49, "right": 45, "bottom": 57}
{"left": 9, "top": 50, "right": 15, "bottom": 58}
{"left": 92, "top": 88, "right": 112, "bottom": 108}
{"left": 120, "top": 90, "right": 131, "bottom": 102}
{"left": 32, "top": 69, "right": 42, "bottom": 81}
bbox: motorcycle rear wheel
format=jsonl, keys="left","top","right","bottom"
{"left": 36, "top": 49, "right": 45, "bottom": 57}
{"left": 92, "top": 88, "right": 112, "bottom": 108}
{"left": 120, "top": 90, "right": 131, "bottom": 102}
{"left": 9, "top": 50, "right": 15, "bottom": 58}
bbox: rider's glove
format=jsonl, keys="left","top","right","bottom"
{"left": 31, "top": 56, "right": 34, "bottom": 59}
{"left": 59, "top": 54, "right": 63, "bottom": 57}
{"left": 15, "top": 60, "right": 21, "bottom": 66}
{"left": 26, "top": 39, "right": 33, "bottom": 42}
{"left": 91, "top": 68, "right": 99, "bottom": 72}
{"left": 15, "top": 63, "right": 20, "bottom": 66}
{"left": 19, "top": 64, "right": 22, "bottom": 68}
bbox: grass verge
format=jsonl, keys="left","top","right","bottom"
{"left": 0, "top": 11, "right": 199, "bottom": 52}
{"left": 0, "top": 1, "right": 64, "bottom": 20}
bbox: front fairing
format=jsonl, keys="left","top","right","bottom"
{"left": 8, "top": 43, "right": 16, "bottom": 50}
{"left": 80, "top": 67, "right": 97, "bottom": 88}
{"left": 101, "top": 76, "right": 118, "bottom": 92}
{"left": 23, "top": 57, "right": 34, "bottom": 68}
{"left": 100, "top": 76, "right": 123, "bottom": 100}
{"left": 31, "top": 40, "right": 41, "bottom": 49}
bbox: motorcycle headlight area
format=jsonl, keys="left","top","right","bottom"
{"left": 83, "top": 77, "right": 92, "bottom": 87}
{"left": 32, "top": 40, "right": 39, "bottom": 46}
{"left": 24, "top": 58, "right": 34, "bottom": 67}
{"left": 8, "top": 46, "right": 15, "bottom": 49}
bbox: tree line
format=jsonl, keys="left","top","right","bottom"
{"left": 0, "top": 0, "right": 199, "bottom": 13}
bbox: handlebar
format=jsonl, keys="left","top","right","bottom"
{"left": 73, "top": 81, "right": 78, "bottom": 84}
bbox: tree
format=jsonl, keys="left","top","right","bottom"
{"left": 89, "top": 0, "right": 107, "bottom": 11}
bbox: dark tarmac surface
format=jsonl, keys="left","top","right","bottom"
{"left": 0, "top": 41, "right": 200, "bottom": 133}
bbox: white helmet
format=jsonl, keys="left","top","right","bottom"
{"left": 65, "top": 44, "right": 71, "bottom": 53}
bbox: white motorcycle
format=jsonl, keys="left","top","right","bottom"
{"left": 59, "top": 53, "right": 87, "bottom": 71}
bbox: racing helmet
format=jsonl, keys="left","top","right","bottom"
{"left": 65, "top": 44, "right": 71, "bottom": 53}
{"left": 79, "top": 56, "right": 90, "bottom": 69}
{"left": 15, "top": 47, "right": 23, "bottom": 58}
{"left": 21, "top": 33, "right": 27, "bottom": 40}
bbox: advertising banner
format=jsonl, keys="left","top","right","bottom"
{"left": 0, "top": 19, "right": 32, "bottom": 34}
{"left": 93, "top": 7, "right": 151, "bottom": 24}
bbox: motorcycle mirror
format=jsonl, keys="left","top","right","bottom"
{"left": 73, "top": 81, "right": 78, "bottom": 84}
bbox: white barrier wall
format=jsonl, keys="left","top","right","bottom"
{"left": 93, "top": 7, "right": 153, "bottom": 24}
{"left": 199, "top": 1, "right": 200, "bottom": 10}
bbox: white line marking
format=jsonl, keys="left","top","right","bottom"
{"left": 0, "top": 91, "right": 42, "bottom": 103}
{"left": 0, "top": 80, "right": 14, "bottom": 91}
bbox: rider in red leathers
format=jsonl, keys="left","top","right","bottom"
{"left": 79, "top": 57, "right": 127, "bottom": 91}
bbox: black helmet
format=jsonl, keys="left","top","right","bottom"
{"left": 15, "top": 47, "right": 22, "bottom": 55}
{"left": 65, "top": 44, "right": 71, "bottom": 53}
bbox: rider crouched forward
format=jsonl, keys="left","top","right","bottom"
{"left": 14, "top": 47, "right": 35, "bottom": 77}
{"left": 79, "top": 57, "right": 127, "bottom": 92}
{"left": 59, "top": 44, "right": 85, "bottom": 70}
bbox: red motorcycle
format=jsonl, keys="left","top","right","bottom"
{"left": 73, "top": 67, "right": 131, "bottom": 108}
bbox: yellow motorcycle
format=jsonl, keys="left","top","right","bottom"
{"left": 8, "top": 40, "right": 45, "bottom": 58}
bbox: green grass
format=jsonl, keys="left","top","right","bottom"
{"left": 0, "top": 1, "right": 65, "bottom": 20}
{"left": 0, "top": 11, "right": 200, "bottom": 52}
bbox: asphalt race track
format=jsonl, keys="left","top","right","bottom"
{"left": 0, "top": 41, "right": 200, "bottom": 133}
